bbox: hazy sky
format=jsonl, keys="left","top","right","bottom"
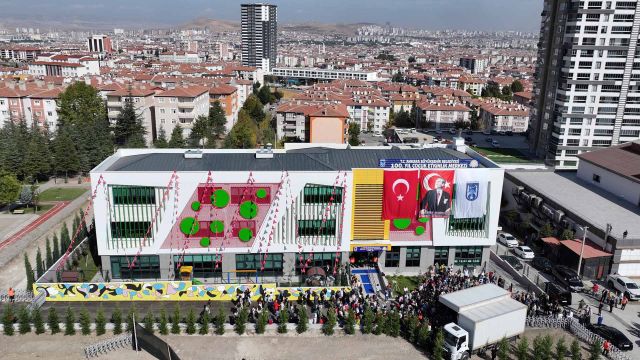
{"left": 0, "top": 0, "right": 543, "bottom": 31}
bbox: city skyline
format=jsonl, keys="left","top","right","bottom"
{"left": 0, "top": 0, "right": 543, "bottom": 31}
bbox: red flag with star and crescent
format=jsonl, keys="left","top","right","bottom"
{"left": 382, "top": 170, "right": 419, "bottom": 220}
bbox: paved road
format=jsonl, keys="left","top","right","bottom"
{"left": 0, "top": 201, "right": 70, "bottom": 251}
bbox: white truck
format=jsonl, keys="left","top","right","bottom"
{"left": 439, "top": 284, "right": 527, "bottom": 360}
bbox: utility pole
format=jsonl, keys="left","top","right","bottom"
{"left": 577, "top": 225, "right": 588, "bottom": 276}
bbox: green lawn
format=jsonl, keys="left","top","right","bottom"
{"left": 471, "top": 147, "right": 539, "bottom": 164}
{"left": 38, "top": 187, "right": 88, "bottom": 202}
{"left": 77, "top": 253, "right": 99, "bottom": 282}
{"left": 386, "top": 275, "right": 422, "bottom": 295}
{"left": 35, "top": 204, "right": 55, "bottom": 214}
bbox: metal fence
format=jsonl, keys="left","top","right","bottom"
{"left": 84, "top": 333, "right": 132, "bottom": 359}
{"left": 0, "top": 289, "right": 33, "bottom": 303}
{"left": 526, "top": 316, "right": 631, "bottom": 360}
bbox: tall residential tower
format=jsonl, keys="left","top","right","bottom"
{"left": 241, "top": 3, "right": 277, "bottom": 71}
{"left": 529, "top": 0, "right": 640, "bottom": 169}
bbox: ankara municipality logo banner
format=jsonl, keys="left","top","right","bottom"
{"left": 453, "top": 170, "right": 487, "bottom": 219}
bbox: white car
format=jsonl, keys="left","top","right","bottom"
{"left": 607, "top": 274, "right": 640, "bottom": 300}
{"left": 497, "top": 233, "right": 519, "bottom": 248}
{"left": 514, "top": 246, "right": 535, "bottom": 260}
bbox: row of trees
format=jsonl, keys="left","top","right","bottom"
{"left": 223, "top": 86, "right": 277, "bottom": 149}
{"left": 481, "top": 80, "right": 524, "bottom": 101}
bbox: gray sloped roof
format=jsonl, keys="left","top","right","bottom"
{"left": 104, "top": 147, "right": 479, "bottom": 172}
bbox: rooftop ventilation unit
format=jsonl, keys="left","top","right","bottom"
{"left": 256, "top": 143, "right": 274, "bottom": 159}
{"left": 184, "top": 149, "right": 203, "bottom": 159}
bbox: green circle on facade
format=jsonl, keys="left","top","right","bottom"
{"left": 210, "top": 220, "right": 224, "bottom": 234}
{"left": 211, "top": 189, "right": 230, "bottom": 208}
{"left": 239, "top": 201, "right": 258, "bottom": 219}
{"left": 418, "top": 217, "right": 430, "bottom": 223}
{"left": 393, "top": 218, "right": 411, "bottom": 230}
{"left": 238, "top": 228, "right": 253, "bottom": 242}
{"left": 256, "top": 188, "right": 267, "bottom": 199}
{"left": 180, "top": 217, "right": 200, "bottom": 235}
{"left": 191, "top": 201, "right": 201, "bottom": 211}
{"left": 200, "top": 237, "right": 211, "bottom": 247}
{"left": 415, "top": 226, "right": 425, "bottom": 235}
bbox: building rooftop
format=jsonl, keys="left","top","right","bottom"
{"left": 507, "top": 170, "right": 640, "bottom": 240}
{"left": 578, "top": 141, "right": 640, "bottom": 185}
{"left": 98, "top": 146, "right": 481, "bottom": 173}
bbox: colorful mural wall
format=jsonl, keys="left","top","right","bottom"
{"left": 34, "top": 282, "right": 351, "bottom": 302}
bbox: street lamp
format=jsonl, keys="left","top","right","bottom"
{"left": 577, "top": 225, "right": 588, "bottom": 276}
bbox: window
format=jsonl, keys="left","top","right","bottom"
{"left": 110, "top": 221, "right": 151, "bottom": 238}
{"left": 110, "top": 255, "right": 159, "bottom": 280}
{"left": 303, "top": 185, "right": 343, "bottom": 203}
{"left": 235, "top": 253, "right": 283, "bottom": 276}
{"left": 593, "top": 174, "right": 601, "bottom": 183}
{"left": 295, "top": 252, "right": 341, "bottom": 274}
{"left": 454, "top": 246, "right": 483, "bottom": 266}
{"left": 385, "top": 247, "right": 400, "bottom": 267}
{"left": 112, "top": 186, "right": 156, "bottom": 205}
{"left": 297, "top": 219, "right": 336, "bottom": 236}
{"left": 434, "top": 247, "right": 449, "bottom": 265}
{"left": 173, "top": 255, "right": 221, "bottom": 278}
{"left": 405, "top": 247, "right": 421, "bottom": 267}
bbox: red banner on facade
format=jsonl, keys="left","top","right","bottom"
{"left": 419, "top": 170, "right": 454, "bottom": 218}
{"left": 382, "top": 170, "right": 419, "bottom": 220}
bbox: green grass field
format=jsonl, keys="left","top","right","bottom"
{"left": 77, "top": 253, "right": 99, "bottom": 282}
{"left": 471, "top": 146, "right": 538, "bottom": 164}
{"left": 386, "top": 275, "right": 422, "bottom": 295}
{"left": 38, "top": 187, "right": 88, "bottom": 202}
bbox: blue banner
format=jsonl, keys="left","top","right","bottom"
{"left": 378, "top": 158, "right": 479, "bottom": 169}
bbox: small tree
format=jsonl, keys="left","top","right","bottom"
{"left": 372, "top": 312, "right": 384, "bottom": 335}
{"left": 517, "top": 336, "right": 530, "bottom": 360}
{"left": 322, "top": 307, "right": 336, "bottom": 335}
{"left": 556, "top": 337, "right": 567, "bottom": 360}
{"left": 35, "top": 247, "right": 44, "bottom": 280}
{"left": 403, "top": 315, "right": 418, "bottom": 343}
{"left": 24, "top": 253, "right": 35, "bottom": 292}
{"left": 79, "top": 307, "right": 91, "bottom": 335}
{"left": 561, "top": 229, "right": 575, "bottom": 240}
{"left": 144, "top": 311, "right": 155, "bottom": 334}
{"left": 255, "top": 310, "right": 267, "bottom": 334}
{"left": 18, "top": 305, "right": 31, "bottom": 334}
{"left": 417, "top": 324, "right": 431, "bottom": 350}
{"left": 214, "top": 308, "right": 225, "bottom": 335}
{"left": 47, "top": 307, "right": 60, "bottom": 334}
{"left": 45, "top": 237, "right": 53, "bottom": 269}
{"left": 277, "top": 308, "right": 289, "bottom": 334}
{"left": 361, "top": 307, "right": 374, "bottom": 334}
{"left": 588, "top": 340, "right": 601, "bottom": 360}
{"left": 64, "top": 306, "right": 76, "bottom": 335}
{"left": 543, "top": 335, "right": 554, "bottom": 360}
{"left": 235, "top": 307, "right": 248, "bottom": 335}
{"left": 95, "top": 306, "right": 106, "bottom": 336}
{"left": 3, "top": 303, "right": 14, "bottom": 336}
{"left": 126, "top": 303, "right": 138, "bottom": 333}
{"left": 344, "top": 309, "right": 356, "bottom": 335}
{"left": 433, "top": 328, "right": 445, "bottom": 360}
{"left": 53, "top": 233, "right": 60, "bottom": 262}
{"left": 112, "top": 306, "right": 122, "bottom": 335}
{"left": 199, "top": 311, "right": 210, "bottom": 335}
{"left": 570, "top": 339, "right": 582, "bottom": 360}
{"left": 540, "top": 223, "right": 554, "bottom": 238}
{"left": 158, "top": 306, "right": 168, "bottom": 335}
{"left": 388, "top": 311, "right": 401, "bottom": 338}
{"left": 33, "top": 307, "right": 45, "bottom": 334}
{"left": 498, "top": 337, "right": 510, "bottom": 360}
{"left": 296, "top": 306, "right": 308, "bottom": 334}
{"left": 171, "top": 304, "right": 181, "bottom": 334}
{"left": 185, "top": 308, "right": 197, "bottom": 334}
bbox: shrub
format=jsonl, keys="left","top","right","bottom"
{"left": 235, "top": 307, "right": 248, "bottom": 335}
{"left": 277, "top": 308, "right": 289, "bottom": 334}
{"left": 517, "top": 336, "right": 530, "bottom": 360}
{"left": 79, "top": 308, "right": 91, "bottom": 335}
{"left": 255, "top": 310, "right": 267, "bottom": 334}
{"left": 33, "top": 307, "right": 45, "bottom": 335}
{"left": 18, "top": 305, "right": 31, "bottom": 334}
{"left": 47, "top": 307, "right": 60, "bottom": 334}
{"left": 112, "top": 306, "right": 122, "bottom": 335}
{"left": 344, "top": 309, "right": 355, "bottom": 335}
{"left": 158, "top": 307, "right": 168, "bottom": 335}
{"left": 361, "top": 307, "right": 374, "bottom": 334}
{"left": 144, "top": 311, "right": 155, "bottom": 334}
{"left": 64, "top": 306, "right": 76, "bottom": 335}
{"left": 372, "top": 312, "right": 383, "bottom": 335}
{"left": 388, "top": 311, "right": 400, "bottom": 338}
{"left": 3, "top": 303, "right": 14, "bottom": 336}
{"left": 296, "top": 306, "right": 308, "bottom": 334}
{"left": 403, "top": 315, "right": 418, "bottom": 343}
{"left": 214, "top": 308, "right": 225, "bottom": 335}
{"left": 186, "top": 308, "right": 197, "bottom": 335}
{"left": 570, "top": 339, "right": 582, "bottom": 360}
{"left": 199, "top": 311, "right": 210, "bottom": 335}
{"left": 556, "top": 337, "right": 567, "bottom": 360}
{"left": 125, "top": 304, "right": 138, "bottom": 333}
{"left": 416, "top": 324, "right": 431, "bottom": 350}
{"left": 433, "top": 328, "right": 445, "bottom": 360}
{"left": 95, "top": 306, "right": 106, "bottom": 336}
{"left": 171, "top": 304, "right": 181, "bottom": 334}
{"left": 322, "top": 307, "right": 336, "bottom": 336}
{"left": 588, "top": 340, "right": 601, "bottom": 360}
{"left": 498, "top": 337, "right": 509, "bottom": 360}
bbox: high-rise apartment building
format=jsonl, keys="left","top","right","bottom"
{"left": 241, "top": 3, "right": 277, "bottom": 71}
{"left": 87, "top": 35, "right": 113, "bottom": 53}
{"left": 529, "top": 0, "right": 640, "bottom": 169}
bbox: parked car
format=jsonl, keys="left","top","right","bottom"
{"left": 498, "top": 131, "right": 506, "bottom": 136}
{"left": 485, "top": 137, "right": 494, "bottom": 143}
{"left": 552, "top": 265, "right": 584, "bottom": 292}
{"left": 545, "top": 282, "right": 572, "bottom": 306}
{"left": 514, "top": 246, "right": 534, "bottom": 259}
{"left": 587, "top": 324, "right": 634, "bottom": 351}
{"left": 435, "top": 129, "right": 443, "bottom": 134}
{"left": 497, "top": 233, "right": 519, "bottom": 248}
{"left": 435, "top": 135, "right": 443, "bottom": 141}
{"left": 606, "top": 274, "right": 640, "bottom": 301}
{"left": 449, "top": 128, "right": 457, "bottom": 134}
{"left": 482, "top": 130, "right": 491, "bottom": 135}
{"left": 464, "top": 136, "right": 473, "bottom": 142}
{"left": 532, "top": 256, "right": 553, "bottom": 273}
{"left": 466, "top": 129, "right": 473, "bottom": 135}
{"left": 501, "top": 255, "right": 523, "bottom": 271}
{"left": 506, "top": 131, "right": 514, "bottom": 136}
{"left": 491, "top": 140, "right": 500, "bottom": 148}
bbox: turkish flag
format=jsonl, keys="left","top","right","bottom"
{"left": 382, "top": 170, "right": 419, "bottom": 220}
{"left": 419, "top": 170, "right": 455, "bottom": 218}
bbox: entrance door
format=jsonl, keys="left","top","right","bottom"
{"left": 350, "top": 251, "right": 380, "bottom": 267}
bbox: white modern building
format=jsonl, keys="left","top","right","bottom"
{"left": 530, "top": 0, "right": 640, "bottom": 169}
{"left": 241, "top": 3, "right": 277, "bottom": 71}
{"left": 272, "top": 67, "right": 379, "bottom": 82}
{"left": 90, "top": 144, "right": 504, "bottom": 282}
{"left": 459, "top": 56, "right": 488, "bottom": 75}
